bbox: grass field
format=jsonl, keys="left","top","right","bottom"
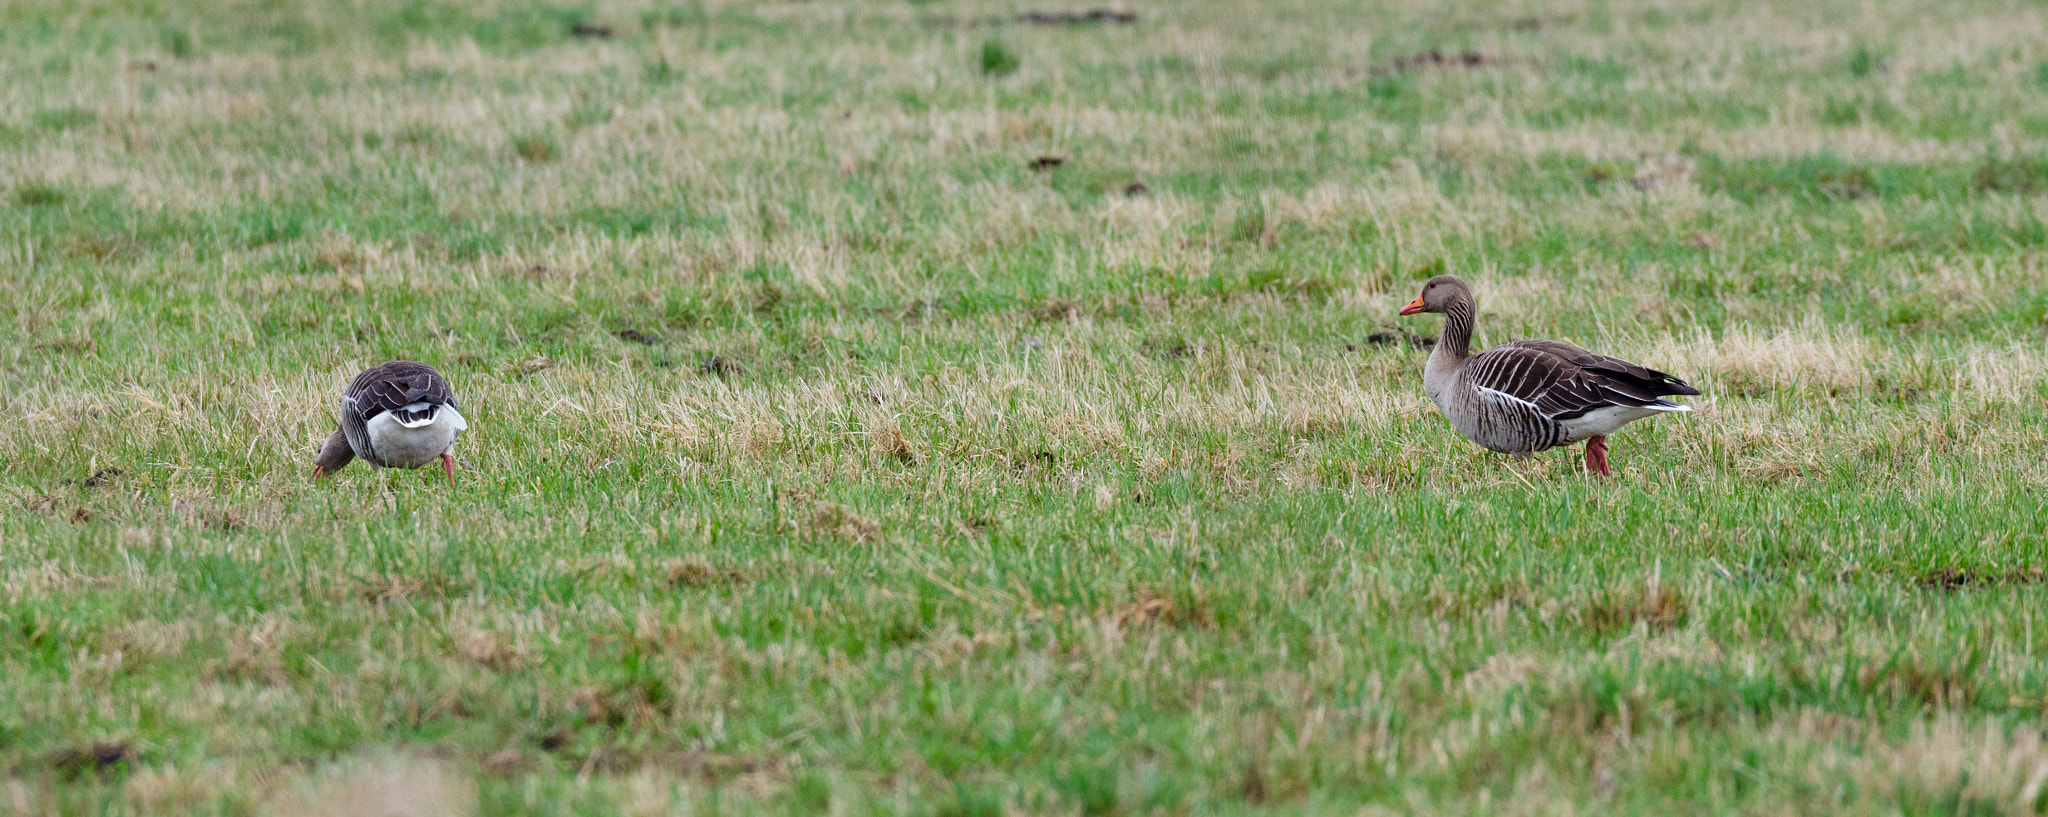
{"left": 6, "top": 0, "right": 2048, "bottom": 813}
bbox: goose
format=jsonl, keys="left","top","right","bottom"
{"left": 312, "top": 361, "right": 468, "bottom": 480}
{"left": 1398, "top": 275, "right": 1697, "bottom": 475}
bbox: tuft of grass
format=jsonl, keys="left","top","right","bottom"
{"left": 31, "top": 106, "right": 96, "bottom": 131}
{"left": 511, "top": 131, "right": 559, "bottom": 162}
{"left": 1969, "top": 157, "right": 2048, "bottom": 194}
{"left": 979, "top": 38, "right": 1020, "bottom": 76}
{"left": 159, "top": 25, "right": 194, "bottom": 57}
{"left": 1848, "top": 44, "right": 1888, "bottom": 78}
{"left": 642, "top": 1, "right": 709, "bottom": 29}
{"left": 1365, "top": 72, "right": 1409, "bottom": 100}
{"left": 566, "top": 99, "right": 612, "bottom": 129}
{"left": 1569, "top": 55, "right": 1630, "bottom": 84}
{"left": 394, "top": 121, "right": 439, "bottom": 149}
{"left": 13, "top": 181, "right": 66, "bottom": 207}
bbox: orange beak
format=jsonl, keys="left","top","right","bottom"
{"left": 1398, "top": 295, "right": 1427, "bottom": 316}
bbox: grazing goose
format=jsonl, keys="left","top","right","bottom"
{"left": 313, "top": 361, "right": 467, "bottom": 480}
{"left": 1398, "top": 275, "right": 1697, "bottom": 475}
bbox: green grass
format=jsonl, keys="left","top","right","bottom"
{"left": 5, "top": 0, "right": 2048, "bottom": 814}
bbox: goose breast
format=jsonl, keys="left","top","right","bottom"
{"left": 1444, "top": 371, "right": 1569, "bottom": 454}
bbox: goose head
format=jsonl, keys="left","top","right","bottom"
{"left": 1398, "top": 274, "right": 1471, "bottom": 315}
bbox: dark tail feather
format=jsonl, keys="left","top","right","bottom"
{"left": 1588, "top": 360, "right": 1701, "bottom": 398}
{"left": 1658, "top": 375, "right": 1702, "bottom": 397}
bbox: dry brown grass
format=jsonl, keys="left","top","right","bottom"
{"left": 257, "top": 754, "right": 476, "bottom": 817}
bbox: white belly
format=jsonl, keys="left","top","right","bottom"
{"left": 366, "top": 404, "right": 467, "bottom": 468}
{"left": 1559, "top": 404, "right": 1686, "bottom": 443}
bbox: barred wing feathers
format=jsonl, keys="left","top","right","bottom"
{"left": 1468, "top": 340, "right": 1698, "bottom": 424}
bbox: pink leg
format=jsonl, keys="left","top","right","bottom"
{"left": 1584, "top": 435, "right": 1612, "bottom": 477}
{"left": 441, "top": 453, "right": 455, "bottom": 482}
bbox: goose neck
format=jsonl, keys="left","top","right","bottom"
{"left": 1437, "top": 296, "right": 1475, "bottom": 360}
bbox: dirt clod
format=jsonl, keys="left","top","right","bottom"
{"left": 1364, "top": 330, "right": 1436, "bottom": 350}
{"left": 1357, "top": 49, "right": 1499, "bottom": 78}
{"left": 1918, "top": 567, "right": 2047, "bottom": 591}
{"left": 1017, "top": 9, "right": 1136, "bottom": 26}
{"left": 1581, "top": 586, "right": 1687, "bottom": 633}
{"left": 83, "top": 468, "right": 124, "bottom": 488}
{"left": 511, "top": 356, "right": 554, "bottom": 376}
{"left": 700, "top": 356, "right": 743, "bottom": 377}
{"left": 663, "top": 556, "right": 747, "bottom": 589}
{"left": 51, "top": 741, "right": 136, "bottom": 780}
{"left": 481, "top": 749, "right": 533, "bottom": 777}
{"left": 810, "top": 504, "right": 880, "bottom": 542}
{"left": 1107, "top": 591, "right": 1209, "bottom": 629}
{"left": 1143, "top": 338, "right": 1193, "bottom": 360}
{"left": 355, "top": 571, "right": 467, "bottom": 604}
{"left": 1032, "top": 300, "right": 1083, "bottom": 323}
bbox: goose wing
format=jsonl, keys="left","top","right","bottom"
{"left": 1500, "top": 340, "right": 1700, "bottom": 401}
{"left": 1466, "top": 341, "right": 1691, "bottom": 423}
{"left": 339, "top": 361, "right": 459, "bottom": 465}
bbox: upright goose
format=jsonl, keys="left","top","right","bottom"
{"left": 1398, "top": 275, "right": 1697, "bottom": 475}
{"left": 313, "top": 361, "right": 468, "bottom": 480}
